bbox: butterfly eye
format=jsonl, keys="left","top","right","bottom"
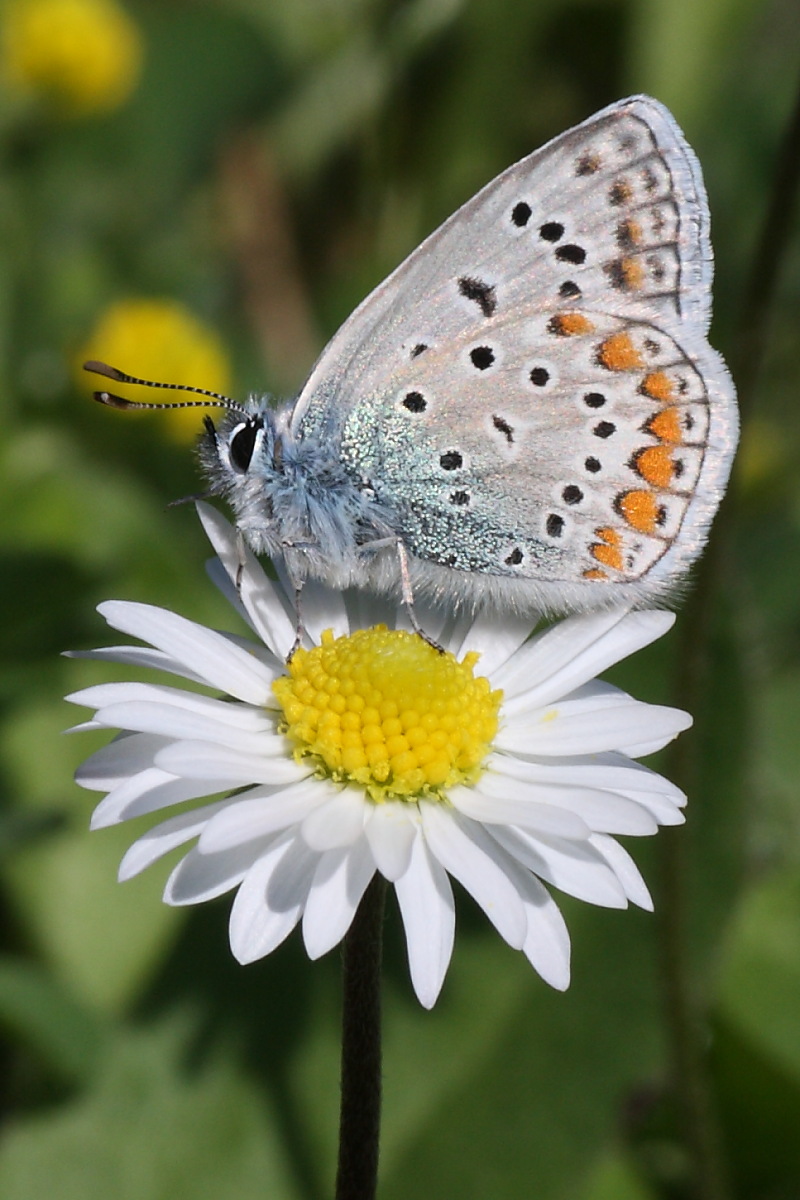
{"left": 228, "top": 420, "right": 263, "bottom": 474}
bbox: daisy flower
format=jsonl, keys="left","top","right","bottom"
{"left": 67, "top": 503, "right": 690, "bottom": 1008}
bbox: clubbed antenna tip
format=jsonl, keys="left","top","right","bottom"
{"left": 83, "top": 360, "right": 126, "bottom": 382}
{"left": 93, "top": 390, "right": 137, "bottom": 410}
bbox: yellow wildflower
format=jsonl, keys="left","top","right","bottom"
{"left": 2, "top": 0, "right": 143, "bottom": 116}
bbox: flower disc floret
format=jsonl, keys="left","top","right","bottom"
{"left": 273, "top": 626, "right": 502, "bottom": 802}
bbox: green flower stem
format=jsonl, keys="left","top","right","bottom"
{"left": 335, "top": 874, "right": 387, "bottom": 1200}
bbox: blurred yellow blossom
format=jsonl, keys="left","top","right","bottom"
{"left": 1, "top": 0, "right": 143, "bottom": 116}
{"left": 78, "top": 298, "right": 233, "bottom": 442}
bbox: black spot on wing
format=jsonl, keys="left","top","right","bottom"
{"left": 556, "top": 243, "right": 587, "bottom": 265}
{"left": 470, "top": 346, "right": 495, "bottom": 370}
{"left": 492, "top": 415, "right": 514, "bottom": 444}
{"left": 559, "top": 280, "right": 581, "bottom": 299}
{"left": 458, "top": 276, "right": 496, "bottom": 318}
{"left": 539, "top": 221, "right": 564, "bottom": 242}
{"left": 511, "top": 202, "right": 532, "bottom": 227}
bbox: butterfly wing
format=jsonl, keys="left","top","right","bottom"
{"left": 291, "top": 95, "right": 737, "bottom": 609}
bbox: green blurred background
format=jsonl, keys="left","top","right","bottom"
{"left": 0, "top": 0, "right": 798, "bottom": 1197}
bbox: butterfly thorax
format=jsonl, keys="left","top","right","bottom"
{"left": 202, "top": 401, "right": 397, "bottom": 588}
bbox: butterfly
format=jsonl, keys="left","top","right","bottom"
{"left": 87, "top": 95, "right": 737, "bottom": 636}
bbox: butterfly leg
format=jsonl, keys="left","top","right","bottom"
{"left": 234, "top": 529, "right": 247, "bottom": 593}
{"left": 357, "top": 535, "right": 442, "bottom": 650}
{"left": 286, "top": 583, "right": 308, "bottom": 662}
{"left": 281, "top": 544, "right": 311, "bottom": 662}
{"left": 395, "top": 540, "right": 443, "bottom": 653}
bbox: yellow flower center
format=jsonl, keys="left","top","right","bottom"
{"left": 272, "top": 627, "right": 502, "bottom": 803}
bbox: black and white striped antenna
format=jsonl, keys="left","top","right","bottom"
{"left": 83, "top": 360, "right": 249, "bottom": 419}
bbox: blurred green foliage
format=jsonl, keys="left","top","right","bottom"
{"left": 0, "top": 0, "right": 798, "bottom": 1197}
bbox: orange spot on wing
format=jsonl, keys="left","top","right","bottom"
{"left": 598, "top": 332, "right": 643, "bottom": 371}
{"left": 590, "top": 526, "right": 624, "bottom": 571}
{"left": 577, "top": 153, "right": 602, "bottom": 175}
{"left": 634, "top": 445, "right": 675, "bottom": 487}
{"left": 610, "top": 179, "right": 633, "bottom": 205}
{"left": 647, "top": 407, "right": 682, "bottom": 442}
{"left": 620, "top": 257, "right": 645, "bottom": 290}
{"left": 641, "top": 371, "right": 673, "bottom": 402}
{"left": 582, "top": 568, "right": 608, "bottom": 580}
{"left": 591, "top": 546, "right": 624, "bottom": 571}
{"left": 618, "top": 490, "right": 661, "bottom": 534}
{"left": 617, "top": 218, "right": 643, "bottom": 247}
{"left": 549, "top": 312, "right": 595, "bottom": 336}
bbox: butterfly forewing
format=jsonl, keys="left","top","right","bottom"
{"left": 290, "top": 95, "right": 737, "bottom": 609}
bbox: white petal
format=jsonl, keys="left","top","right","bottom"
{"left": 154, "top": 739, "right": 307, "bottom": 785}
{"left": 364, "top": 802, "right": 416, "bottom": 881}
{"left": 205, "top": 557, "right": 260, "bottom": 635}
{"left": 590, "top": 834, "right": 653, "bottom": 910}
{"left": 473, "top": 767, "right": 669, "bottom": 834}
{"left": 302, "top": 840, "right": 376, "bottom": 959}
{"left": 619, "top": 729, "right": 691, "bottom": 757}
{"left": 65, "top": 645, "right": 210, "bottom": 685}
{"left": 97, "top": 599, "right": 277, "bottom": 704}
{"left": 229, "top": 832, "right": 318, "bottom": 962}
{"left": 91, "top": 768, "right": 235, "bottom": 828}
{"left": 488, "top": 749, "right": 686, "bottom": 801}
{"left": 451, "top": 609, "right": 536, "bottom": 675}
{"left": 553, "top": 788, "right": 658, "bottom": 834}
{"left": 516, "top": 871, "right": 571, "bottom": 990}
{"left": 394, "top": 827, "right": 455, "bottom": 1009}
{"left": 477, "top": 778, "right": 658, "bottom": 836}
{"left": 197, "top": 779, "right": 331, "bottom": 851}
{"left": 197, "top": 502, "right": 297, "bottom": 659}
{"left": 490, "top": 825, "right": 628, "bottom": 908}
{"left": 619, "top": 788, "right": 686, "bottom": 825}
{"left": 300, "top": 790, "right": 367, "bottom": 850}
{"left": 89, "top": 701, "right": 278, "bottom": 754}
{"left": 74, "top": 732, "right": 167, "bottom": 790}
{"left": 497, "top": 698, "right": 692, "bottom": 757}
{"left": 450, "top": 782, "right": 591, "bottom": 839}
{"left": 502, "top": 676, "right": 630, "bottom": 722}
{"left": 69, "top": 682, "right": 273, "bottom": 731}
{"left": 420, "top": 803, "right": 527, "bottom": 948}
{"left": 494, "top": 609, "right": 674, "bottom": 709}
{"left": 298, "top": 579, "right": 350, "bottom": 644}
{"left": 341, "top": 588, "right": 397, "bottom": 633}
{"left": 164, "top": 835, "right": 274, "bottom": 905}
{"left": 118, "top": 799, "right": 234, "bottom": 880}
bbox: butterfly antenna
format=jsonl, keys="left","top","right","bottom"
{"left": 83, "top": 360, "right": 250, "bottom": 418}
